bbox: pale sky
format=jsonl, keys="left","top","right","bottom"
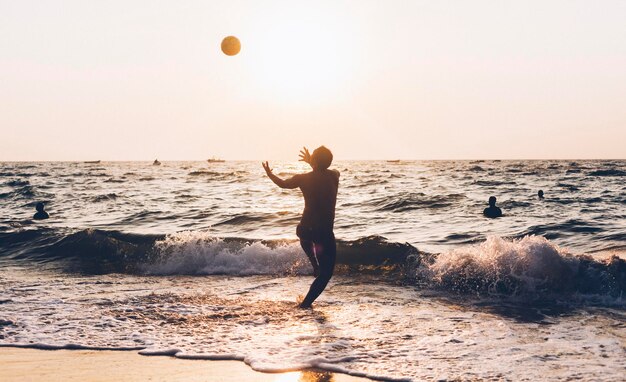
{"left": 1, "top": 0, "right": 625, "bottom": 160}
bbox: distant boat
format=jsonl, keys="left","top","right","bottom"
{"left": 153, "top": 159, "right": 161, "bottom": 166}
{"left": 386, "top": 160, "right": 401, "bottom": 163}
{"left": 84, "top": 160, "right": 101, "bottom": 164}
{"left": 207, "top": 157, "right": 225, "bottom": 163}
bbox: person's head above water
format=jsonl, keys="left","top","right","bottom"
{"left": 484, "top": 196, "right": 502, "bottom": 218}
{"left": 33, "top": 201, "right": 49, "bottom": 220}
{"left": 538, "top": 190, "right": 544, "bottom": 198}
{"left": 310, "top": 146, "right": 333, "bottom": 170}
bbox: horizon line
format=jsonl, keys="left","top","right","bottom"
{"left": 1, "top": 158, "right": 624, "bottom": 162}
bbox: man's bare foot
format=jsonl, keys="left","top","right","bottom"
{"left": 298, "top": 302, "right": 312, "bottom": 309}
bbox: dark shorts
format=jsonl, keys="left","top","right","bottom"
{"left": 296, "top": 224, "right": 335, "bottom": 243}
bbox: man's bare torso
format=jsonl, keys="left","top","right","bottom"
{"left": 297, "top": 169, "right": 340, "bottom": 232}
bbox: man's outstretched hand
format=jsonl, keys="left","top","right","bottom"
{"left": 262, "top": 161, "right": 300, "bottom": 189}
{"left": 262, "top": 161, "right": 273, "bottom": 176}
{"left": 299, "top": 147, "right": 311, "bottom": 164}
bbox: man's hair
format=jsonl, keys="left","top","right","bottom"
{"left": 488, "top": 196, "right": 496, "bottom": 205}
{"left": 311, "top": 146, "right": 333, "bottom": 170}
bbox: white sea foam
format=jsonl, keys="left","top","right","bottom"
{"left": 422, "top": 236, "right": 581, "bottom": 295}
{"left": 144, "top": 231, "right": 311, "bottom": 276}
{"left": 1, "top": 252, "right": 625, "bottom": 381}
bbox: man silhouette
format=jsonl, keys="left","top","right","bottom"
{"left": 262, "top": 146, "right": 339, "bottom": 308}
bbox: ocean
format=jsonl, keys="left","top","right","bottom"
{"left": 1, "top": 160, "right": 625, "bottom": 381}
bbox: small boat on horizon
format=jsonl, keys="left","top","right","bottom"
{"left": 153, "top": 159, "right": 161, "bottom": 166}
{"left": 84, "top": 160, "right": 101, "bottom": 164}
{"left": 386, "top": 160, "right": 401, "bottom": 163}
{"left": 207, "top": 157, "right": 225, "bottom": 163}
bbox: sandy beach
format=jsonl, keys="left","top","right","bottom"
{"left": 0, "top": 348, "right": 369, "bottom": 382}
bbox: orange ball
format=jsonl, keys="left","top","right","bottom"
{"left": 221, "top": 36, "right": 241, "bottom": 56}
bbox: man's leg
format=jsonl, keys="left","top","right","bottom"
{"left": 299, "top": 234, "right": 336, "bottom": 308}
{"left": 299, "top": 239, "right": 319, "bottom": 277}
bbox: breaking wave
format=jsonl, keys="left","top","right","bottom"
{"left": 0, "top": 229, "right": 624, "bottom": 299}
{"left": 413, "top": 236, "right": 625, "bottom": 298}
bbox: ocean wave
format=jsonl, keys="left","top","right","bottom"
{"left": 500, "top": 200, "right": 532, "bottom": 209}
{"left": 474, "top": 180, "right": 512, "bottom": 187}
{"left": 147, "top": 232, "right": 307, "bottom": 276}
{"left": 412, "top": 236, "right": 625, "bottom": 298}
{"left": 370, "top": 192, "right": 466, "bottom": 212}
{"left": 583, "top": 197, "right": 603, "bottom": 204}
{"left": 468, "top": 166, "right": 485, "bottom": 172}
{"left": 349, "top": 176, "right": 388, "bottom": 186}
{"left": 0, "top": 171, "right": 39, "bottom": 177}
{"left": 188, "top": 170, "right": 221, "bottom": 177}
{"left": 545, "top": 197, "right": 577, "bottom": 205}
{"left": 1, "top": 228, "right": 623, "bottom": 300}
{"left": 146, "top": 234, "right": 626, "bottom": 299}
{"left": 519, "top": 219, "right": 603, "bottom": 239}
{"left": 556, "top": 182, "right": 580, "bottom": 192}
{"left": 174, "top": 193, "right": 198, "bottom": 200}
{"left": 104, "top": 177, "right": 125, "bottom": 183}
{"left": 147, "top": 232, "right": 417, "bottom": 276}
{"left": 588, "top": 169, "right": 626, "bottom": 177}
{"left": 4, "top": 179, "right": 30, "bottom": 187}
{"left": 212, "top": 212, "right": 275, "bottom": 226}
{"left": 438, "top": 232, "right": 484, "bottom": 245}
{"left": 117, "top": 210, "right": 172, "bottom": 226}
{"left": 91, "top": 193, "right": 120, "bottom": 202}
{"left": 0, "top": 228, "right": 415, "bottom": 275}
{"left": 0, "top": 185, "right": 36, "bottom": 199}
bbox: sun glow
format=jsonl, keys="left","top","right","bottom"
{"left": 273, "top": 371, "right": 335, "bottom": 382}
{"left": 243, "top": 5, "right": 358, "bottom": 104}
{"left": 273, "top": 372, "right": 301, "bottom": 382}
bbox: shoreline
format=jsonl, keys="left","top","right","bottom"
{"left": 0, "top": 347, "right": 374, "bottom": 382}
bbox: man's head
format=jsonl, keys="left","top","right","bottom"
{"left": 36, "top": 202, "right": 45, "bottom": 212}
{"left": 310, "top": 146, "right": 333, "bottom": 170}
{"left": 488, "top": 196, "right": 496, "bottom": 207}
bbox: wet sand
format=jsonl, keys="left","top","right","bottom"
{"left": 0, "top": 348, "right": 370, "bottom": 382}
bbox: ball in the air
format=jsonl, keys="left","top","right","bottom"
{"left": 221, "top": 36, "right": 241, "bottom": 56}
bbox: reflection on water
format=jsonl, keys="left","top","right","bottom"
{"left": 275, "top": 371, "right": 333, "bottom": 382}
{"left": 0, "top": 269, "right": 624, "bottom": 381}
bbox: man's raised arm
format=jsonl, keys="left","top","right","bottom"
{"left": 262, "top": 161, "right": 301, "bottom": 189}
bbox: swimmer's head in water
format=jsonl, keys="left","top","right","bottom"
{"left": 311, "top": 146, "right": 333, "bottom": 170}
{"left": 538, "top": 190, "right": 544, "bottom": 198}
{"left": 488, "top": 196, "right": 497, "bottom": 206}
{"left": 36, "top": 202, "right": 45, "bottom": 212}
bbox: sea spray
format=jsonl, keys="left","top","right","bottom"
{"left": 146, "top": 231, "right": 309, "bottom": 276}
{"left": 416, "top": 236, "right": 626, "bottom": 298}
